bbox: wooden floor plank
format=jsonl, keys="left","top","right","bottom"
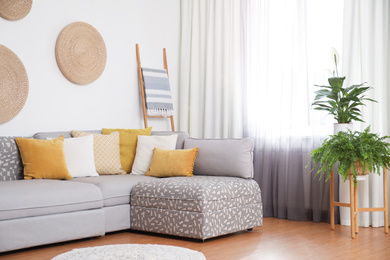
{"left": 1, "top": 217, "right": 389, "bottom": 260}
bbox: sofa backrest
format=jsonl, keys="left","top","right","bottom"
{"left": 184, "top": 138, "right": 254, "bottom": 179}
{"left": 34, "top": 130, "right": 101, "bottom": 139}
{"left": 33, "top": 130, "right": 188, "bottom": 149}
{"left": 1, "top": 131, "right": 253, "bottom": 181}
{"left": 151, "top": 131, "right": 188, "bottom": 149}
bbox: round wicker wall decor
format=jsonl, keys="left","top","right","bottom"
{"left": 55, "top": 22, "right": 107, "bottom": 85}
{"left": 0, "top": 0, "right": 33, "bottom": 21}
{"left": 0, "top": 45, "right": 29, "bottom": 124}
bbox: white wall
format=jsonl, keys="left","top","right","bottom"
{"left": 0, "top": 0, "right": 180, "bottom": 136}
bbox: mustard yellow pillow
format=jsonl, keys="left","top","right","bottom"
{"left": 15, "top": 136, "right": 72, "bottom": 180}
{"left": 146, "top": 147, "right": 199, "bottom": 177}
{"left": 102, "top": 127, "right": 152, "bottom": 173}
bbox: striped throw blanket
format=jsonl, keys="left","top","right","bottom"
{"left": 141, "top": 68, "right": 174, "bottom": 117}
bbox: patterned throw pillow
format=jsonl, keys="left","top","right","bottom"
{"left": 0, "top": 137, "right": 24, "bottom": 181}
{"left": 71, "top": 130, "right": 125, "bottom": 175}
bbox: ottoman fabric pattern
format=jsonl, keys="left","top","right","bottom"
{"left": 130, "top": 176, "right": 263, "bottom": 239}
{"left": 131, "top": 204, "right": 262, "bottom": 240}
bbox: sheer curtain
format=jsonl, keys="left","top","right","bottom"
{"left": 179, "top": 0, "right": 350, "bottom": 222}
{"left": 242, "top": 0, "right": 344, "bottom": 221}
{"left": 340, "top": 0, "right": 390, "bottom": 227}
{"left": 179, "top": 0, "right": 243, "bottom": 139}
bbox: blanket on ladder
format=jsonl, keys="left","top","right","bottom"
{"left": 141, "top": 68, "right": 174, "bottom": 117}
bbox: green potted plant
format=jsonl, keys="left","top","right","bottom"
{"left": 311, "top": 48, "right": 377, "bottom": 125}
{"left": 310, "top": 49, "right": 381, "bottom": 223}
{"left": 308, "top": 127, "right": 390, "bottom": 184}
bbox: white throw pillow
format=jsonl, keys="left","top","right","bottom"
{"left": 132, "top": 134, "right": 178, "bottom": 175}
{"left": 63, "top": 135, "right": 99, "bottom": 178}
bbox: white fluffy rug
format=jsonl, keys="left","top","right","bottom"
{"left": 52, "top": 244, "right": 206, "bottom": 260}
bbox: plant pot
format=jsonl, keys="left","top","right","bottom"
{"left": 334, "top": 122, "right": 353, "bottom": 226}
{"left": 347, "top": 159, "right": 369, "bottom": 175}
{"left": 334, "top": 123, "right": 353, "bottom": 134}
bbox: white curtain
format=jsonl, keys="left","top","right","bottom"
{"left": 242, "top": 0, "right": 343, "bottom": 221}
{"left": 179, "top": 0, "right": 390, "bottom": 225}
{"left": 179, "top": 0, "right": 243, "bottom": 138}
{"left": 340, "top": 0, "right": 390, "bottom": 227}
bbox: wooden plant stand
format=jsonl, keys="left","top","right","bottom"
{"left": 330, "top": 168, "right": 389, "bottom": 238}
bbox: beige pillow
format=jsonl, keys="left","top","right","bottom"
{"left": 71, "top": 130, "right": 125, "bottom": 175}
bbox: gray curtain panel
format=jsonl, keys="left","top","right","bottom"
{"left": 250, "top": 135, "right": 340, "bottom": 223}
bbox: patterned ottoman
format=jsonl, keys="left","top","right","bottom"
{"left": 130, "top": 176, "right": 263, "bottom": 240}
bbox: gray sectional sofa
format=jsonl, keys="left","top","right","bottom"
{"left": 0, "top": 130, "right": 263, "bottom": 253}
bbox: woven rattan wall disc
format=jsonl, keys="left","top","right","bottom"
{"left": 0, "top": 0, "right": 33, "bottom": 21}
{"left": 0, "top": 45, "right": 29, "bottom": 124}
{"left": 55, "top": 22, "right": 107, "bottom": 85}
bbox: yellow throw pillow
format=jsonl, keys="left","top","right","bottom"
{"left": 102, "top": 127, "right": 152, "bottom": 173}
{"left": 71, "top": 130, "right": 126, "bottom": 175}
{"left": 146, "top": 147, "right": 199, "bottom": 177}
{"left": 15, "top": 136, "right": 72, "bottom": 180}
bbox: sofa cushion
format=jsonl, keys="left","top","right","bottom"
{"left": 131, "top": 176, "right": 261, "bottom": 213}
{"left": 15, "top": 136, "right": 73, "bottom": 180}
{"left": 132, "top": 134, "right": 178, "bottom": 175}
{"left": 71, "top": 131, "right": 126, "bottom": 175}
{"left": 0, "top": 137, "right": 24, "bottom": 181}
{"left": 70, "top": 174, "right": 155, "bottom": 207}
{"left": 146, "top": 148, "right": 199, "bottom": 177}
{"left": 63, "top": 135, "right": 99, "bottom": 178}
{"left": 0, "top": 180, "right": 103, "bottom": 221}
{"left": 102, "top": 127, "right": 152, "bottom": 173}
{"left": 184, "top": 138, "right": 254, "bottom": 179}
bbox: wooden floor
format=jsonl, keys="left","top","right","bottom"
{"left": 1, "top": 217, "right": 389, "bottom": 260}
